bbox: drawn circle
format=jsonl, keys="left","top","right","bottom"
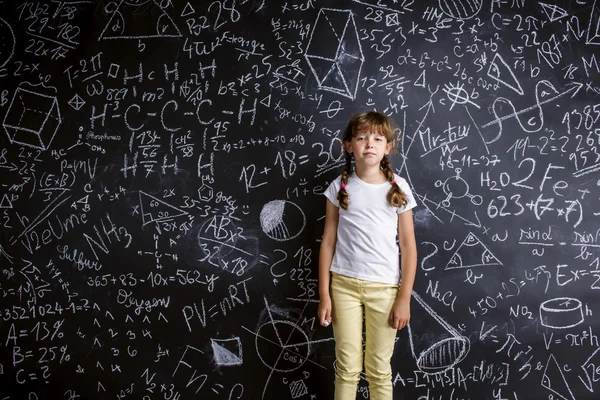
{"left": 0, "top": 18, "right": 16, "bottom": 69}
{"left": 260, "top": 200, "right": 306, "bottom": 241}
{"left": 446, "top": 86, "right": 470, "bottom": 107}
{"left": 416, "top": 336, "right": 470, "bottom": 373}
{"left": 438, "top": 0, "right": 482, "bottom": 20}
{"left": 443, "top": 177, "right": 469, "bottom": 199}
{"left": 255, "top": 320, "right": 309, "bottom": 372}
{"left": 540, "top": 298, "right": 584, "bottom": 329}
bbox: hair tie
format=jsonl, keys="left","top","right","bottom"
{"left": 391, "top": 180, "right": 396, "bottom": 185}
{"left": 340, "top": 183, "right": 346, "bottom": 189}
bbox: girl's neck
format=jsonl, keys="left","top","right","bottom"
{"left": 354, "top": 165, "right": 387, "bottom": 184}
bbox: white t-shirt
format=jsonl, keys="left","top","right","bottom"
{"left": 324, "top": 172, "right": 417, "bottom": 285}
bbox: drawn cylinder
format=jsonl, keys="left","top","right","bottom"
{"left": 539, "top": 297, "right": 584, "bottom": 329}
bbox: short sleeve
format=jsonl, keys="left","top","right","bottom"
{"left": 395, "top": 176, "right": 417, "bottom": 214}
{"left": 323, "top": 176, "right": 341, "bottom": 208}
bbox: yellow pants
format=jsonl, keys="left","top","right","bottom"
{"left": 330, "top": 272, "right": 399, "bottom": 400}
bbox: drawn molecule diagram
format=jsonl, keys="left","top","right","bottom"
{"left": 434, "top": 168, "right": 482, "bottom": 208}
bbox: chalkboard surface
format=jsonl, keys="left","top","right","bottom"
{"left": 1, "top": 0, "right": 600, "bottom": 399}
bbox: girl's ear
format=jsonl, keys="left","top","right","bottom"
{"left": 386, "top": 141, "right": 393, "bottom": 154}
{"left": 344, "top": 140, "right": 352, "bottom": 154}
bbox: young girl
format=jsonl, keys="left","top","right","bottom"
{"left": 318, "top": 111, "right": 417, "bottom": 400}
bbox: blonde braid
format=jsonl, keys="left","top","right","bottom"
{"left": 337, "top": 152, "right": 353, "bottom": 210}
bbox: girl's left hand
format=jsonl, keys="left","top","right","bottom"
{"left": 389, "top": 298, "right": 410, "bottom": 330}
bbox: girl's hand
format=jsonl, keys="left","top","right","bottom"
{"left": 389, "top": 298, "right": 410, "bottom": 330}
{"left": 318, "top": 296, "right": 332, "bottom": 327}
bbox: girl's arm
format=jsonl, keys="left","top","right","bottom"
{"left": 397, "top": 209, "right": 417, "bottom": 301}
{"left": 318, "top": 199, "right": 339, "bottom": 326}
{"left": 390, "top": 209, "right": 417, "bottom": 329}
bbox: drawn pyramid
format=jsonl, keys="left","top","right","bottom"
{"left": 211, "top": 338, "right": 242, "bottom": 366}
{"left": 138, "top": 191, "right": 189, "bottom": 226}
{"left": 445, "top": 232, "right": 502, "bottom": 269}
{"left": 539, "top": 3, "right": 569, "bottom": 22}
{"left": 487, "top": 53, "right": 524, "bottom": 95}
{"left": 587, "top": 0, "right": 600, "bottom": 45}
{"left": 541, "top": 354, "right": 575, "bottom": 400}
{"left": 99, "top": 0, "right": 182, "bottom": 40}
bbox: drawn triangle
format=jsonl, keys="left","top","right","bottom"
{"left": 0, "top": 193, "right": 13, "bottom": 209}
{"left": 211, "top": 340, "right": 242, "bottom": 365}
{"left": 445, "top": 232, "right": 502, "bottom": 269}
{"left": 181, "top": 2, "right": 195, "bottom": 17}
{"left": 487, "top": 53, "right": 524, "bottom": 95}
{"left": 338, "top": 14, "right": 363, "bottom": 60}
{"left": 99, "top": 0, "right": 182, "bottom": 40}
{"left": 306, "top": 56, "right": 336, "bottom": 86}
{"left": 260, "top": 93, "right": 272, "bottom": 107}
{"left": 541, "top": 354, "right": 575, "bottom": 400}
{"left": 539, "top": 3, "right": 569, "bottom": 22}
{"left": 320, "top": 64, "right": 349, "bottom": 96}
{"left": 139, "top": 191, "right": 189, "bottom": 226}
{"left": 587, "top": 0, "right": 600, "bottom": 45}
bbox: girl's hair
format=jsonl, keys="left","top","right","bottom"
{"left": 337, "top": 111, "right": 408, "bottom": 210}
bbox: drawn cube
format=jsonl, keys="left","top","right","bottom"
{"left": 3, "top": 88, "right": 61, "bottom": 150}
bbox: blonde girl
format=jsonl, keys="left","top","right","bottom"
{"left": 318, "top": 111, "right": 418, "bottom": 400}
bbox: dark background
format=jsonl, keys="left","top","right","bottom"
{"left": 1, "top": 0, "right": 599, "bottom": 399}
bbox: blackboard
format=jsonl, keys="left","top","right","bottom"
{"left": 1, "top": 0, "right": 600, "bottom": 399}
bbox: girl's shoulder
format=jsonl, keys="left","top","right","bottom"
{"left": 327, "top": 174, "right": 343, "bottom": 188}
{"left": 393, "top": 173, "right": 409, "bottom": 185}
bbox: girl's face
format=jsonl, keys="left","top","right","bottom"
{"left": 344, "top": 130, "right": 392, "bottom": 167}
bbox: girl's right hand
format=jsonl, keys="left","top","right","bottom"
{"left": 318, "top": 297, "right": 332, "bottom": 327}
